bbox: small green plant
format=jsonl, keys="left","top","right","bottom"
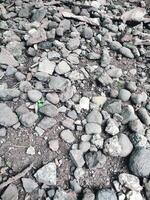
{"left": 35, "top": 100, "right": 44, "bottom": 113}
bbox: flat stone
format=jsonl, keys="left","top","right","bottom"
{"left": 34, "top": 71, "right": 50, "bottom": 82}
{"left": 107, "top": 66, "right": 122, "bottom": 78}
{"left": 55, "top": 60, "right": 70, "bottom": 74}
{"left": 85, "top": 123, "right": 102, "bottom": 135}
{"left": 79, "top": 97, "right": 90, "bottom": 110}
{"left": 39, "top": 103, "right": 58, "bottom": 117}
{"left": 1, "top": 184, "right": 18, "bottom": 200}
{"left": 49, "top": 139, "right": 59, "bottom": 151}
{"left": 38, "top": 59, "right": 56, "bottom": 75}
{"left": 19, "top": 81, "right": 32, "bottom": 92}
{"left": 22, "top": 178, "right": 38, "bottom": 193}
{"left": 60, "top": 129, "right": 75, "bottom": 143}
{"left": 98, "top": 73, "right": 113, "bottom": 86}
{"left": 67, "top": 53, "right": 79, "bottom": 65}
{"left": 67, "top": 38, "right": 80, "bottom": 51}
{"left": 87, "top": 110, "right": 103, "bottom": 125}
{"left": 118, "top": 89, "right": 131, "bottom": 101}
{"left": 34, "top": 162, "right": 56, "bottom": 185}
{"left": 62, "top": 118, "right": 75, "bottom": 130}
{"left": 0, "top": 48, "right": 19, "bottom": 67}
{"left": 38, "top": 117, "right": 57, "bottom": 130}
{"left": 70, "top": 149, "right": 85, "bottom": 167}
{"left": 27, "top": 27, "right": 47, "bottom": 45}
{"left": 46, "top": 93, "right": 59, "bottom": 104}
{"left": 0, "top": 103, "right": 18, "bottom": 127}
{"left": 0, "top": 89, "right": 20, "bottom": 100}
{"left": 85, "top": 151, "right": 106, "bottom": 169}
{"left": 27, "top": 89, "right": 42, "bottom": 102}
{"left": 92, "top": 96, "right": 107, "bottom": 107}
{"left": 49, "top": 76, "right": 71, "bottom": 91}
{"left": 31, "top": 7, "right": 47, "bottom": 22}
{"left": 96, "top": 189, "right": 117, "bottom": 200}
{"left": 19, "top": 112, "right": 38, "bottom": 127}
{"left": 104, "top": 100, "right": 122, "bottom": 114}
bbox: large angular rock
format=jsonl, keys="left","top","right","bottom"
{"left": 129, "top": 148, "right": 150, "bottom": 177}
{"left": 118, "top": 173, "right": 142, "bottom": 191}
{"left": 1, "top": 184, "right": 18, "bottom": 200}
{"left": 0, "top": 103, "right": 18, "bottom": 127}
{"left": 34, "top": 162, "right": 56, "bottom": 185}
{"left": 27, "top": 27, "right": 47, "bottom": 45}
{"left": 0, "top": 48, "right": 19, "bottom": 67}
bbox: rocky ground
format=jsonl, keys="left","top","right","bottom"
{"left": 0, "top": 0, "right": 150, "bottom": 199}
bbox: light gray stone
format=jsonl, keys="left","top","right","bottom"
{"left": 0, "top": 89, "right": 20, "bottom": 100}
{"left": 70, "top": 149, "right": 85, "bottom": 167}
{"left": 22, "top": 178, "right": 38, "bottom": 193}
{"left": 27, "top": 89, "right": 42, "bottom": 102}
{"left": 60, "top": 129, "right": 75, "bottom": 143}
{"left": 38, "top": 59, "right": 56, "bottom": 75}
{"left": 19, "top": 112, "right": 38, "bottom": 127}
{"left": 1, "top": 184, "right": 18, "bottom": 200}
{"left": 34, "top": 162, "right": 56, "bottom": 185}
{"left": 55, "top": 61, "right": 70, "bottom": 74}
{"left": 39, "top": 103, "right": 58, "bottom": 117}
{"left": 0, "top": 48, "right": 19, "bottom": 67}
{"left": 0, "top": 103, "right": 18, "bottom": 127}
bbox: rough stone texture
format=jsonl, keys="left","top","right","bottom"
{"left": 1, "top": 184, "right": 18, "bottom": 200}
{"left": 129, "top": 148, "right": 150, "bottom": 177}
{"left": 19, "top": 112, "right": 38, "bottom": 127}
{"left": 70, "top": 150, "right": 85, "bottom": 168}
{"left": 22, "top": 178, "right": 38, "bottom": 193}
{"left": 96, "top": 189, "right": 117, "bottom": 200}
{"left": 0, "top": 48, "right": 19, "bottom": 67}
{"left": 34, "top": 162, "right": 56, "bottom": 185}
{"left": 60, "top": 129, "right": 75, "bottom": 143}
{"left": 0, "top": 89, "right": 20, "bottom": 100}
{"left": 0, "top": 103, "right": 18, "bottom": 127}
{"left": 118, "top": 173, "right": 142, "bottom": 191}
{"left": 39, "top": 103, "right": 58, "bottom": 117}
